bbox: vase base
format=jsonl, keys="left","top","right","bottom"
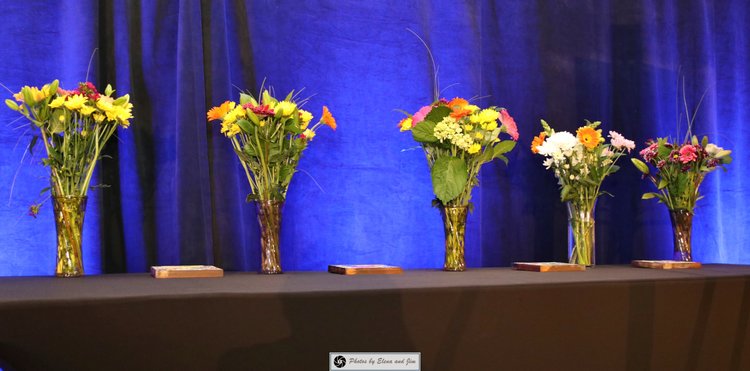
{"left": 260, "top": 270, "right": 283, "bottom": 275}
{"left": 56, "top": 272, "right": 83, "bottom": 278}
{"left": 443, "top": 267, "right": 466, "bottom": 272}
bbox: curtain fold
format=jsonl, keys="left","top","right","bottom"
{"left": 0, "top": 0, "right": 747, "bottom": 275}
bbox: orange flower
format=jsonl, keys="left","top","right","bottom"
{"left": 531, "top": 132, "right": 546, "bottom": 154}
{"left": 576, "top": 126, "right": 601, "bottom": 150}
{"left": 321, "top": 106, "right": 336, "bottom": 130}
{"left": 450, "top": 108, "right": 472, "bottom": 119}
{"left": 207, "top": 101, "right": 234, "bottom": 121}
{"left": 447, "top": 97, "right": 469, "bottom": 110}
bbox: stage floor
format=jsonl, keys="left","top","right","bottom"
{"left": 1, "top": 265, "right": 749, "bottom": 370}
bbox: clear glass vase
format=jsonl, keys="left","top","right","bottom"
{"left": 440, "top": 205, "right": 468, "bottom": 272}
{"left": 53, "top": 196, "right": 87, "bottom": 277}
{"left": 567, "top": 201, "right": 596, "bottom": 266}
{"left": 256, "top": 200, "right": 283, "bottom": 274}
{"left": 669, "top": 209, "right": 693, "bottom": 261}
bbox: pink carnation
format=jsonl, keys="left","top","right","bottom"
{"left": 412, "top": 105, "right": 433, "bottom": 124}
{"left": 499, "top": 108, "right": 519, "bottom": 141}
{"left": 639, "top": 143, "right": 658, "bottom": 162}
{"left": 678, "top": 144, "right": 697, "bottom": 164}
{"left": 608, "top": 131, "right": 635, "bottom": 152}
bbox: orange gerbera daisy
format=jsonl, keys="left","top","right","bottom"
{"left": 576, "top": 126, "right": 601, "bottom": 150}
{"left": 531, "top": 132, "right": 546, "bottom": 154}
{"left": 450, "top": 108, "right": 472, "bottom": 119}
{"left": 321, "top": 106, "right": 336, "bottom": 130}
{"left": 447, "top": 97, "right": 469, "bottom": 110}
{"left": 207, "top": 101, "right": 235, "bottom": 121}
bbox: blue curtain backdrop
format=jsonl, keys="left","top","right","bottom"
{"left": 0, "top": 0, "right": 747, "bottom": 276}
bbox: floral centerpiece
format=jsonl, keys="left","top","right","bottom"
{"left": 207, "top": 88, "right": 335, "bottom": 274}
{"left": 5, "top": 80, "right": 133, "bottom": 277}
{"left": 398, "top": 97, "right": 519, "bottom": 271}
{"left": 532, "top": 120, "right": 633, "bottom": 265}
{"left": 631, "top": 135, "right": 731, "bottom": 261}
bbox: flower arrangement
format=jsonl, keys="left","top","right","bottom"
{"left": 207, "top": 87, "right": 335, "bottom": 274}
{"left": 5, "top": 80, "right": 133, "bottom": 277}
{"left": 207, "top": 89, "right": 336, "bottom": 202}
{"left": 398, "top": 97, "right": 519, "bottom": 206}
{"left": 5, "top": 80, "right": 133, "bottom": 200}
{"left": 631, "top": 136, "right": 731, "bottom": 212}
{"left": 398, "top": 97, "right": 518, "bottom": 271}
{"left": 532, "top": 119, "right": 634, "bottom": 265}
{"left": 631, "top": 135, "right": 731, "bottom": 261}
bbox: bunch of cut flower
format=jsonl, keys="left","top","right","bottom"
{"left": 398, "top": 97, "right": 519, "bottom": 206}
{"left": 532, "top": 120, "right": 634, "bottom": 265}
{"left": 207, "top": 88, "right": 336, "bottom": 202}
{"left": 533, "top": 119, "right": 634, "bottom": 203}
{"left": 5, "top": 80, "right": 133, "bottom": 206}
{"left": 631, "top": 136, "right": 731, "bottom": 212}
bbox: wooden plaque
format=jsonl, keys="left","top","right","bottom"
{"left": 631, "top": 260, "right": 702, "bottom": 269}
{"left": 328, "top": 264, "right": 403, "bottom": 275}
{"left": 513, "top": 262, "right": 587, "bottom": 272}
{"left": 151, "top": 265, "right": 224, "bottom": 279}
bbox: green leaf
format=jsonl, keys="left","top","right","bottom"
{"left": 701, "top": 136, "right": 708, "bottom": 147}
{"left": 285, "top": 122, "right": 303, "bottom": 134}
{"left": 28, "top": 135, "right": 38, "bottom": 155}
{"left": 425, "top": 105, "right": 451, "bottom": 123}
{"left": 721, "top": 155, "right": 733, "bottom": 164}
{"left": 608, "top": 165, "right": 620, "bottom": 174}
{"left": 412, "top": 120, "right": 438, "bottom": 143}
{"left": 560, "top": 185, "right": 573, "bottom": 201}
{"left": 284, "top": 90, "right": 294, "bottom": 102}
{"left": 5, "top": 99, "right": 19, "bottom": 111}
{"left": 657, "top": 177, "right": 668, "bottom": 190}
{"left": 236, "top": 119, "right": 253, "bottom": 134}
{"left": 243, "top": 143, "right": 257, "bottom": 157}
{"left": 104, "top": 83, "right": 114, "bottom": 96}
{"left": 540, "top": 119, "right": 552, "bottom": 134}
{"left": 246, "top": 110, "right": 260, "bottom": 125}
{"left": 240, "top": 93, "right": 253, "bottom": 106}
{"left": 495, "top": 154, "right": 508, "bottom": 165}
{"left": 493, "top": 140, "right": 516, "bottom": 156}
{"left": 431, "top": 156, "right": 468, "bottom": 204}
{"left": 280, "top": 165, "right": 295, "bottom": 186}
{"left": 631, "top": 158, "right": 650, "bottom": 174}
{"left": 48, "top": 80, "right": 59, "bottom": 96}
{"left": 642, "top": 192, "right": 660, "bottom": 200}
{"left": 113, "top": 95, "right": 129, "bottom": 105}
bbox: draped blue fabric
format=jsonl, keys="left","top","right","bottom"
{"left": 0, "top": 0, "right": 747, "bottom": 275}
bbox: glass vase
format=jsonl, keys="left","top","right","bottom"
{"left": 256, "top": 200, "right": 283, "bottom": 274}
{"left": 52, "top": 196, "right": 87, "bottom": 277}
{"left": 567, "top": 201, "right": 596, "bottom": 266}
{"left": 440, "top": 205, "right": 468, "bottom": 272}
{"left": 669, "top": 209, "right": 693, "bottom": 261}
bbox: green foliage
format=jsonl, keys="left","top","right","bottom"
{"left": 431, "top": 156, "right": 468, "bottom": 205}
{"left": 412, "top": 120, "right": 438, "bottom": 143}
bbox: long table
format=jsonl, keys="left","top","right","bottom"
{"left": 1, "top": 265, "right": 749, "bottom": 370}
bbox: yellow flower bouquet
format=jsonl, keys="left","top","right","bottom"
{"left": 207, "top": 88, "right": 335, "bottom": 273}
{"left": 5, "top": 80, "right": 133, "bottom": 277}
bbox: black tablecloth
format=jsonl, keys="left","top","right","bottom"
{"left": 1, "top": 265, "right": 749, "bottom": 370}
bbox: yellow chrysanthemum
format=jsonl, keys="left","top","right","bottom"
{"left": 474, "top": 132, "right": 484, "bottom": 140}
{"left": 79, "top": 105, "right": 96, "bottom": 116}
{"left": 29, "top": 86, "right": 48, "bottom": 102}
{"left": 220, "top": 122, "right": 241, "bottom": 137}
{"left": 477, "top": 109, "right": 499, "bottom": 123}
{"left": 275, "top": 101, "right": 297, "bottom": 117}
{"left": 302, "top": 128, "right": 315, "bottom": 140}
{"left": 64, "top": 94, "right": 87, "bottom": 110}
{"left": 93, "top": 113, "right": 105, "bottom": 123}
{"left": 463, "top": 124, "right": 473, "bottom": 132}
{"left": 467, "top": 143, "right": 482, "bottom": 154}
{"left": 576, "top": 127, "right": 602, "bottom": 150}
{"left": 96, "top": 96, "right": 116, "bottom": 113}
{"left": 481, "top": 121, "right": 498, "bottom": 131}
{"left": 298, "top": 109, "right": 313, "bottom": 124}
{"left": 49, "top": 96, "right": 66, "bottom": 108}
{"left": 222, "top": 106, "right": 246, "bottom": 124}
{"left": 398, "top": 117, "right": 413, "bottom": 132}
{"left": 465, "top": 104, "right": 480, "bottom": 113}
